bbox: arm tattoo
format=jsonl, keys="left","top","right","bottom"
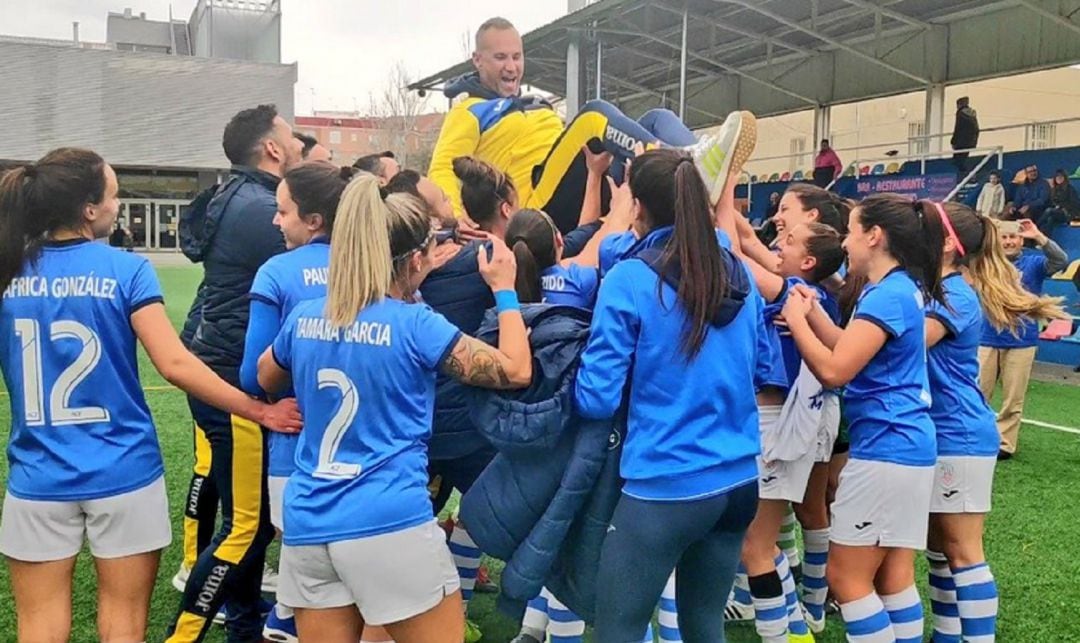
{"left": 442, "top": 337, "right": 512, "bottom": 388}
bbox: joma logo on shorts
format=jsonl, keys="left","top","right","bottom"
{"left": 195, "top": 564, "right": 229, "bottom": 612}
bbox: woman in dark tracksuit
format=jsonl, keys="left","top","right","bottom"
{"left": 574, "top": 149, "right": 768, "bottom": 642}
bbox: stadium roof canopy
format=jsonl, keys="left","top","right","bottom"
{"left": 410, "top": 0, "right": 1080, "bottom": 130}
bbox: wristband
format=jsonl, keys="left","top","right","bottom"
{"left": 494, "top": 289, "right": 520, "bottom": 314}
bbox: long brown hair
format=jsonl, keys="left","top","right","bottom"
{"left": 452, "top": 156, "right": 515, "bottom": 228}
{"left": 941, "top": 202, "right": 1065, "bottom": 333}
{"left": 785, "top": 183, "right": 851, "bottom": 234}
{"left": 0, "top": 148, "right": 107, "bottom": 294}
{"left": 856, "top": 193, "right": 947, "bottom": 308}
{"left": 505, "top": 209, "right": 559, "bottom": 303}
{"left": 283, "top": 162, "right": 356, "bottom": 240}
{"left": 629, "top": 148, "right": 728, "bottom": 359}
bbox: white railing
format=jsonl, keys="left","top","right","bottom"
{"left": 826, "top": 145, "right": 1004, "bottom": 191}
{"left": 745, "top": 115, "right": 1080, "bottom": 187}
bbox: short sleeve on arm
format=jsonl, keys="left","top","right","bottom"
{"left": 271, "top": 306, "right": 303, "bottom": 372}
{"left": 249, "top": 262, "right": 282, "bottom": 306}
{"left": 128, "top": 258, "right": 164, "bottom": 313}
{"left": 411, "top": 305, "right": 464, "bottom": 371}
{"left": 853, "top": 282, "right": 909, "bottom": 338}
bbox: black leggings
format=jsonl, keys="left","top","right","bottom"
{"left": 594, "top": 482, "right": 758, "bottom": 642}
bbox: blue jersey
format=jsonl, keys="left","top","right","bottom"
{"left": 926, "top": 274, "right": 999, "bottom": 457}
{"left": 772, "top": 278, "right": 841, "bottom": 390}
{"left": 980, "top": 251, "right": 1050, "bottom": 348}
{"left": 0, "top": 240, "right": 164, "bottom": 501}
{"left": 247, "top": 239, "right": 330, "bottom": 477}
{"left": 272, "top": 297, "right": 461, "bottom": 545}
{"left": 576, "top": 228, "right": 765, "bottom": 501}
{"left": 541, "top": 263, "right": 599, "bottom": 309}
{"left": 844, "top": 268, "right": 936, "bottom": 467}
{"left": 599, "top": 227, "right": 732, "bottom": 277}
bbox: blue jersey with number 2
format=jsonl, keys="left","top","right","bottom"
{"left": 0, "top": 240, "right": 164, "bottom": 501}
{"left": 272, "top": 297, "right": 461, "bottom": 545}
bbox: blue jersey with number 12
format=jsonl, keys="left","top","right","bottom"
{"left": 0, "top": 240, "right": 164, "bottom": 501}
{"left": 272, "top": 297, "right": 461, "bottom": 545}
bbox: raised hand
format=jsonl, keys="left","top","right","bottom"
{"left": 478, "top": 235, "right": 518, "bottom": 292}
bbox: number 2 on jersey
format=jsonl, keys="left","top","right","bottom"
{"left": 13, "top": 319, "right": 110, "bottom": 426}
{"left": 314, "top": 368, "right": 362, "bottom": 479}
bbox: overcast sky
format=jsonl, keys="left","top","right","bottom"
{"left": 0, "top": 0, "right": 569, "bottom": 114}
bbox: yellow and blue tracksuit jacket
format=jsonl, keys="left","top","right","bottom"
{"left": 429, "top": 73, "right": 564, "bottom": 218}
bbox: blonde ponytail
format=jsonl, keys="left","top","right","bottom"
{"left": 968, "top": 218, "right": 1066, "bottom": 334}
{"left": 326, "top": 173, "right": 393, "bottom": 326}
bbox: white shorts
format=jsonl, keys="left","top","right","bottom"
{"left": 814, "top": 394, "right": 841, "bottom": 463}
{"left": 757, "top": 405, "right": 831, "bottom": 502}
{"left": 930, "top": 456, "right": 996, "bottom": 514}
{"left": 830, "top": 459, "right": 934, "bottom": 549}
{"left": 0, "top": 476, "right": 171, "bottom": 562}
{"left": 278, "top": 519, "right": 460, "bottom": 625}
{"left": 268, "top": 475, "right": 288, "bottom": 531}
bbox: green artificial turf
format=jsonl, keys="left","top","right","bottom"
{"left": 0, "top": 264, "right": 1078, "bottom": 641}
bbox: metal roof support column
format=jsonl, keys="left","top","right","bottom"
{"left": 679, "top": 5, "right": 688, "bottom": 119}
{"left": 813, "top": 105, "right": 832, "bottom": 149}
{"left": 925, "top": 82, "right": 946, "bottom": 154}
{"left": 566, "top": 0, "right": 587, "bottom": 119}
{"left": 595, "top": 38, "right": 603, "bottom": 99}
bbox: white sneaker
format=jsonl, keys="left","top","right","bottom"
{"left": 723, "top": 589, "right": 755, "bottom": 622}
{"left": 691, "top": 111, "right": 758, "bottom": 205}
{"left": 805, "top": 610, "right": 826, "bottom": 635}
{"left": 171, "top": 564, "right": 190, "bottom": 592}
{"left": 262, "top": 564, "right": 279, "bottom": 594}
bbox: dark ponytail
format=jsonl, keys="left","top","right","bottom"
{"left": 505, "top": 208, "right": 558, "bottom": 304}
{"left": 629, "top": 149, "right": 728, "bottom": 359}
{"left": 282, "top": 161, "right": 355, "bottom": 240}
{"left": 856, "top": 193, "right": 946, "bottom": 307}
{"left": 0, "top": 148, "right": 107, "bottom": 294}
{"left": 452, "top": 156, "right": 516, "bottom": 228}
{"left": 785, "top": 183, "right": 851, "bottom": 234}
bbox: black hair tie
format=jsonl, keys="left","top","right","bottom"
{"left": 22, "top": 164, "right": 36, "bottom": 179}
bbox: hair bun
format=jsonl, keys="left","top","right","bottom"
{"left": 339, "top": 165, "right": 358, "bottom": 181}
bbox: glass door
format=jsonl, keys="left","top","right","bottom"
{"left": 122, "top": 200, "right": 154, "bottom": 251}
{"left": 155, "top": 201, "right": 184, "bottom": 251}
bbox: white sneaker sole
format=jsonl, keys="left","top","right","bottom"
{"left": 699, "top": 111, "right": 758, "bottom": 206}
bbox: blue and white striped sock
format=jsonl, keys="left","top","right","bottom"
{"left": 519, "top": 589, "right": 550, "bottom": 641}
{"left": 840, "top": 593, "right": 895, "bottom": 642}
{"left": 953, "top": 562, "right": 998, "bottom": 642}
{"left": 448, "top": 524, "right": 481, "bottom": 612}
{"left": 778, "top": 507, "right": 801, "bottom": 572}
{"left": 658, "top": 571, "right": 682, "bottom": 643}
{"left": 546, "top": 589, "right": 585, "bottom": 643}
{"left": 777, "top": 551, "right": 810, "bottom": 636}
{"left": 749, "top": 566, "right": 789, "bottom": 643}
{"left": 927, "top": 551, "right": 961, "bottom": 643}
{"left": 881, "top": 584, "right": 924, "bottom": 643}
{"left": 801, "top": 528, "right": 829, "bottom": 622}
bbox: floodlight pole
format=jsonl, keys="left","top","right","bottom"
{"left": 679, "top": 6, "right": 688, "bottom": 119}
{"left": 596, "top": 37, "right": 603, "bottom": 99}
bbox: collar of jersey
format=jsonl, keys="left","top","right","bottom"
{"left": 42, "top": 237, "right": 92, "bottom": 248}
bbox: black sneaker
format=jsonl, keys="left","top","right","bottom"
{"left": 997, "top": 450, "right": 1013, "bottom": 461}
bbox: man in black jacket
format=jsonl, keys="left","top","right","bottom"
{"left": 951, "top": 96, "right": 980, "bottom": 176}
{"left": 168, "top": 104, "right": 302, "bottom": 643}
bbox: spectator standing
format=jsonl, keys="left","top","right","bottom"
{"left": 976, "top": 170, "right": 1006, "bottom": 219}
{"left": 1037, "top": 169, "right": 1080, "bottom": 236}
{"left": 978, "top": 219, "right": 1068, "bottom": 460}
{"left": 812, "top": 139, "right": 843, "bottom": 188}
{"left": 951, "top": 96, "right": 980, "bottom": 175}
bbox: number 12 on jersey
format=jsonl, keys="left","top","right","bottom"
{"left": 13, "top": 318, "right": 110, "bottom": 427}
